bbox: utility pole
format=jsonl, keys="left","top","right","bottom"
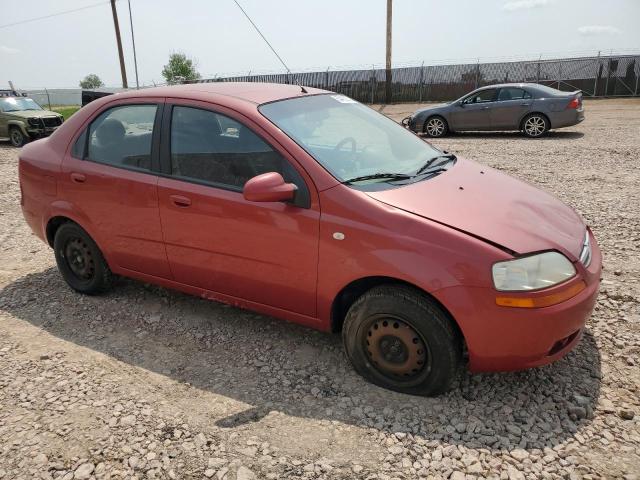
{"left": 385, "top": 0, "right": 392, "bottom": 104}
{"left": 110, "top": 0, "right": 128, "bottom": 88}
{"left": 127, "top": 0, "right": 139, "bottom": 89}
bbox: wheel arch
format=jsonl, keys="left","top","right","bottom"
{"left": 7, "top": 120, "right": 29, "bottom": 136}
{"left": 46, "top": 215, "right": 73, "bottom": 247}
{"left": 330, "top": 276, "right": 464, "bottom": 344}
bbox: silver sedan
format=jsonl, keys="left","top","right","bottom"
{"left": 403, "top": 83, "right": 584, "bottom": 138}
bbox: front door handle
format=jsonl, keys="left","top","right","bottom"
{"left": 170, "top": 194, "right": 192, "bottom": 207}
{"left": 70, "top": 172, "right": 86, "bottom": 183}
{"left": 520, "top": 103, "right": 531, "bottom": 106}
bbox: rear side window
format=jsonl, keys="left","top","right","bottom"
{"left": 86, "top": 104, "right": 157, "bottom": 171}
{"left": 497, "top": 88, "right": 532, "bottom": 101}
{"left": 170, "top": 106, "right": 309, "bottom": 200}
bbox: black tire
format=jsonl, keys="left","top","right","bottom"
{"left": 9, "top": 127, "right": 27, "bottom": 147}
{"left": 521, "top": 113, "right": 549, "bottom": 138}
{"left": 53, "top": 223, "right": 113, "bottom": 295}
{"left": 342, "top": 285, "right": 461, "bottom": 396}
{"left": 423, "top": 116, "right": 449, "bottom": 138}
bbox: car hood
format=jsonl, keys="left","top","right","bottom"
{"left": 366, "top": 158, "right": 585, "bottom": 259}
{"left": 4, "top": 110, "right": 61, "bottom": 119}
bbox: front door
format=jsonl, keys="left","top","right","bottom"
{"left": 157, "top": 102, "right": 320, "bottom": 316}
{"left": 449, "top": 88, "right": 497, "bottom": 130}
{"left": 491, "top": 87, "right": 533, "bottom": 129}
{"left": 61, "top": 100, "right": 172, "bottom": 278}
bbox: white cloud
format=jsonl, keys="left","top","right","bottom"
{"left": 0, "top": 45, "right": 20, "bottom": 55}
{"left": 577, "top": 25, "right": 622, "bottom": 36}
{"left": 503, "top": 0, "right": 550, "bottom": 11}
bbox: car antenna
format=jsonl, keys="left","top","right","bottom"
{"left": 232, "top": 0, "right": 307, "bottom": 93}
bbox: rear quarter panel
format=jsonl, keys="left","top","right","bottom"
{"left": 19, "top": 139, "right": 63, "bottom": 242}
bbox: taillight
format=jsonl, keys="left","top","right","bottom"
{"left": 567, "top": 97, "right": 580, "bottom": 109}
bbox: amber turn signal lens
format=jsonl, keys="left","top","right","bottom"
{"left": 496, "top": 280, "right": 586, "bottom": 308}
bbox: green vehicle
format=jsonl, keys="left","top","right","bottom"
{"left": 0, "top": 94, "right": 64, "bottom": 147}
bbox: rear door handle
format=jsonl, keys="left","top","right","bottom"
{"left": 70, "top": 172, "right": 86, "bottom": 183}
{"left": 170, "top": 194, "right": 192, "bottom": 207}
{"left": 520, "top": 103, "right": 531, "bottom": 106}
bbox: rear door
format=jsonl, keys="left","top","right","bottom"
{"left": 449, "top": 88, "right": 497, "bottom": 130}
{"left": 156, "top": 100, "right": 320, "bottom": 316}
{"left": 61, "top": 99, "right": 172, "bottom": 278}
{"left": 491, "top": 87, "right": 533, "bottom": 129}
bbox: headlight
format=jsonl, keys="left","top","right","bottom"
{"left": 492, "top": 252, "right": 576, "bottom": 291}
{"left": 28, "top": 117, "right": 41, "bottom": 126}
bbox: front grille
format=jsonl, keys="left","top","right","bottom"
{"left": 42, "top": 116, "right": 62, "bottom": 127}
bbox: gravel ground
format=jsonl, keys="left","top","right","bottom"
{"left": 1, "top": 99, "right": 639, "bottom": 479}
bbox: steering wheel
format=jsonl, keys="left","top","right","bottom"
{"left": 334, "top": 136, "right": 356, "bottom": 153}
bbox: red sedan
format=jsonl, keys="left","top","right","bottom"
{"left": 19, "top": 83, "right": 601, "bottom": 395}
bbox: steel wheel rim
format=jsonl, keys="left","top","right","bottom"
{"left": 10, "top": 130, "right": 22, "bottom": 146}
{"left": 63, "top": 237, "right": 95, "bottom": 280}
{"left": 525, "top": 116, "right": 545, "bottom": 136}
{"left": 426, "top": 118, "right": 445, "bottom": 136}
{"left": 365, "top": 316, "right": 429, "bottom": 379}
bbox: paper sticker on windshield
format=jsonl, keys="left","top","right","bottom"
{"left": 331, "top": 95, "right": 357, "bottom": 104}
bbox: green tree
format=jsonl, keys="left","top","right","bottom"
{"left": 79, "top": 74, "right": 104, "bottom": 89}
{"left": 162, "top": 52, "right": 201, "bottom": 85}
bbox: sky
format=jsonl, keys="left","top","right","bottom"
{"left": 1, "top": 0, "right": 639, "bottom": 89}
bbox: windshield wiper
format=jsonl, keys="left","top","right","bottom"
{"left": 416, "top": 153, "right": 456, "bottom": 175}
{"left": 342, "top": 172, "right": 412, "bottom": 184}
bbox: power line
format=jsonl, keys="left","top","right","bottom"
{"left": 232, "top": 0, "right": 298, "bottom": 83}
{"left": 0, "top": 1, "right": 112, "bottom": 30}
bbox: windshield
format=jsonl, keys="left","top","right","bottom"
{"left": 0, "top": 97, "right": 43, "bottom": 112}
{"left": 259, "top": 94, "right": 443, "bottom": 184}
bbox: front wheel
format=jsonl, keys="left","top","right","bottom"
{"left": 522, "top": 114, "right": 549, "bottom": 138}
{"left": 423, "top": 116, "right": 449, "bottom": 138}
{"left": 53, "top": 223, "right": 113, "bottom": 295}
{"left": 342, "top": 285, "right": 461, "bottom": 396}
{"left": 9, "top": 127, "right": 27, "bottom": 147}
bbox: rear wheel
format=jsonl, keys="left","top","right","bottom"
{"left": 522, "top": 113, "right": 549, "bottom": 138}
{"left": 53, "top": 223, "right": 113, "bottom": 294}
{"left": 9, "top": 127, "right": 27, "bottom": 147}
{"left": 423, "top": 116, "right": 449, "bottom": 138}
{"left": 342, "top": 285, "right": 461, "bottom": 396}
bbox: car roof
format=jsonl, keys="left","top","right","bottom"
{"left": 111, "top": 82, "right": 329, "bottom": 105}
{"left": 477, "top": 83, "right": 539, "bottom": 90}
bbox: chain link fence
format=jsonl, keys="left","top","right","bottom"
{"left": 197, "top": 54, "right": 640, "bottom": 103}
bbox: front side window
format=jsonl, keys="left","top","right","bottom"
{"left": 259, "top": 94, "right": 443, "bottom": 185}
{"left": 170, "top": 106, "right": 305, "bottom": 193}
{"left": 463, "top": 89, "right": 497, "bottom": 104}
{"left": 87, "top": 104, "right": 157, "bottom": 171}
{"left": 497, "top": 88, "right": 532, "bottom": 101}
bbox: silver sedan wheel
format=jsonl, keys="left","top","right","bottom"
{"left": 425, "top": 117, "right": 446, "bottom": 137}
{"left": 523, "top": 116, "right": 547, "bottom": 137}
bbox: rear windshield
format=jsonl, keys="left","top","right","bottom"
{"left": 531, "top": 84, "right": 566, "bottom": 97}
{"left": 259, "top": 94, "right": 442, "bottom": 183}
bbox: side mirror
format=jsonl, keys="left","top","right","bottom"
{"left": 458, "top": 101, "right": 466, "bottom": 107}
{"left": 243, "top": 172, "right": 297, "bottom": 203}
